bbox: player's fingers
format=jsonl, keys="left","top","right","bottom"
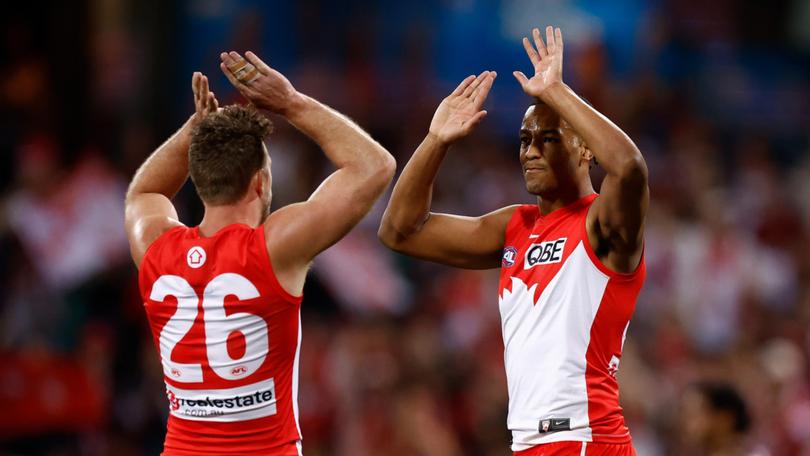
{"left": 244, "top": 51, "right": 271, "bottom": 75}
{"left": 227, "top": 51, "right": 249, "bottom": 73}
{"left": 207, "top": 92, "right": 218, "bottom": 112}
{"left": 555, "top": 27, "right": 563, "bottom": 54}
{"left": 220, "top": 61, "right": 249, "bottom": 92}
{"left": 513, "top": 70, "right": 529, "bottom": 87}
{"left": 462, "top": 71, "right": 489, "bottom": 98}
{"left": 451, "top": 75, "right": 476, "bottom": 97}
{"left": 201, "top": 75, "right": 210, "bottom": 100}
{"left": 221, "top": 52, "right": 242, "bottom": 72}
{"left": 192, "top": 72, "right": 201, "bottom": 102}
{"left": 220, "top": 52, "right": 234, "bottom": 68}
{"left": 522, "top": 37, "right": 540, "bottom": 67}
{"left": 545, "top": 26, "right": 555, "bottom": 54}
{"left": 472, "top": 72, "right": 496, "bottom": 107}
{"left": 533, "top": 28, "right": 548, "bottom": 58}
{"left": 196, "top": 74, "right": 208, "bottom": 108}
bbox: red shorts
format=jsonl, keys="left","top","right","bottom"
{"left": 515, "top": 441, "right": 636, "bottom": 456}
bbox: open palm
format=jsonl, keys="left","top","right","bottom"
{"left": 429, "top": 71, "right": 496, "bottom": 145}
{"left": 513, "top": 26, "right": 564, "bottom": 99}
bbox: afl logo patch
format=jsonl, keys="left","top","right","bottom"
{"left": 187, "top": 246, "right": 206, "bottom": 268}
{"left": 502, "top": 246, "right": 518, "bottom": 267}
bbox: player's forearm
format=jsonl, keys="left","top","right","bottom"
{"left": 126, "top": 117, "right": 193, "bottom": 201}
{"left": 379, "top": 133, "right": 448, "bottom": 242}
{"left": 540, "top": 82, "right": 646, "bottom": 180}
{"left": 284, "top": 94, "right": 395, "bottom": 181}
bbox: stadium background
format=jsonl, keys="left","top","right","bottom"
{"left": 1, "top": 0, "right": 809, "bottom": 454}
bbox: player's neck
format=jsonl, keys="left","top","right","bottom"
{"left": 199, "top": 202, "right": 263, "bottom": 237}
{"left": 536, "top": 176, "right": 594, "bottom": 215}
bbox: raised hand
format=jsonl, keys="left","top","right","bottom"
{"left": 513, "top": 26, "right": 563, "bottom": 100}
{"left": 191, "top": 72, "right": 219, "bottom": 124}
{"left": 429, "top": 71, "right": 496, "bottom": 145}
{"left": 220, "top": 51, "right": 301, "bottom": 115}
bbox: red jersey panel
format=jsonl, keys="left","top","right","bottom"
{"left": 138, "top": 224, "right": 303, "bottom": 455}
{"left": 498, "top": 194, "right": 645, "bottom": 451}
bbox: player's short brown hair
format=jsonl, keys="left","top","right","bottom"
{"left": 189, "top": 104, "right": 273, "bottom": 205}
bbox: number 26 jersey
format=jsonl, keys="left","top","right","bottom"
{"left": 138, "top": 224, "right": 303, "bottom": 455}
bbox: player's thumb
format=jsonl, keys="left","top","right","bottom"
{"left": 513, "top": 71, "right": 529, "bottom": 87}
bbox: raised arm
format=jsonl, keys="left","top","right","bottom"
{"left": 378, "top": 71, "right": 517, "bottom": 270}
{"left": 220, "top": 52, "right": 396, "bottom": 292}
{"left": 124, "top": 72, "right": 219, "bottom": 266}
{"left": 514, "top": 27, "right": 648, "bottom": 272}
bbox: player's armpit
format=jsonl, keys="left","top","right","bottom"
{"left": 125, "top": 193, "right": 184, "bottom": 267}
{"left": 379, "top": 205, "right": 519, "bottom": 270}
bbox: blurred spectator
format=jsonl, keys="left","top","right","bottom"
{"left": 679, "top": 382, "right": 764, "bottom": 456}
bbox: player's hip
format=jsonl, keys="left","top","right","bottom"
{"left": 163, "top": 412, "right": 302, "bottom": 455}
{"left": 514, "top": 440, "right": 636, "bottom": 456}
{"left": 163, "top": 439, "right": 301, "bottom": 456}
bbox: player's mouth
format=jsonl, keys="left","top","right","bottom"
{"left": 523, "top": 166, "right": 547, "bottom": 175}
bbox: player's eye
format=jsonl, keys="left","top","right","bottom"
{"left": 543, "top": 137, "right": 560, "bottom": 144}
{"left": 520, "top": 136, "right": 530, "bottom": 147}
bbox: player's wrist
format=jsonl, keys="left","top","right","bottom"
{"left": 535, "top": 80, "right": 567, "bottom": 104}
{"left": 278, "top": 92, "right": 309, "bottom": 118}
{"left": 425, "top": 130, "right": 453, "bottom": 149}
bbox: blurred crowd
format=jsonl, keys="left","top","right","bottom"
{"left": 1, "top": 1, "right": 809, "bottom": 455}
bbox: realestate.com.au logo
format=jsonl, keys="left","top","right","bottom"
{"left": 167, "top": 386, "right": 275, "bottom": 417}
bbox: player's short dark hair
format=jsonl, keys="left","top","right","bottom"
{"left": 695, "top": 382, "right": 751, "bottom": 433}
{"left": 189, "top": 104, "right": 273, "bottom": 205}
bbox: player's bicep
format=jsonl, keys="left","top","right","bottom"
{"left": 125, "top": 193, "right": 184, "bottom": 266}
{"left": 384, "top": 206, "right": 519, "bottom": 269}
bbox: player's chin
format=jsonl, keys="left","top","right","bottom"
{"left": 524, "top": 176, "right": 547, "bottom": 195}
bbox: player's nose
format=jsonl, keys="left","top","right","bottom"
{"left": 522, "top": 142, "right": 542, "bottom": 160}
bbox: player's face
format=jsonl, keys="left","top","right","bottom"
{"left": 519, "top": 104, "right": 585, "bottom": 196}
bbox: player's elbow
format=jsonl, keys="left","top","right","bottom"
{"left": 616, "top": 151, "right": 648, "bottom": 188}
{"left": 377, "top": 223, "right": 396, "bottom": 249}
{"left": 379, "top": 153, "right": 397, "bottom": 185}
{"left": 361, "top": 149, "right": 397, "bottom": 192}
{"left": 377, "top": 217, "right": 400, "bottom": 250}
{"left": 377, "top": 215, "right": 413, "bottom": 252}
{"left": 377, "top": 151, "right": 397, "bottom": 184}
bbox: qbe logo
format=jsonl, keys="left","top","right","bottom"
{"left": 502, "top": 246, "right": 518, "bottom": 267}
{"left": 524, "top": 238, "right": 566, "bottom": 269}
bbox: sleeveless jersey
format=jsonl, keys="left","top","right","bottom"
{"left": 498, "top": 194, "right": 645, "bottom": 451}
{"left": 138, "top": 224, "right": 303, "bottom": 455}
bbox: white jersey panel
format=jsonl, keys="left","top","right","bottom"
{"left": 499, "top": 241, "right": 610, "bottom": 450}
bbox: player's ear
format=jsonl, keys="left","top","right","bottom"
{"left": 251, "top": 169, "right": 264, "bottom": 198}
{"left": 578, "top": 138, "right": 593, "bottom": 167}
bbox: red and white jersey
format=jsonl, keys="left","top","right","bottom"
{"left": 138, "top": 224, "right": 303, "bottom": 455}
{"left": 498, "top": 194, "right": 645, "bottom": 451}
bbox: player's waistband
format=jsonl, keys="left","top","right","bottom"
{"left": 514, "top": 440, "right": 636, "bottom": 456}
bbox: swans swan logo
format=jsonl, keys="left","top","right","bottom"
{"left": 187, "top": 246, "right": 206, "bottom": 268}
